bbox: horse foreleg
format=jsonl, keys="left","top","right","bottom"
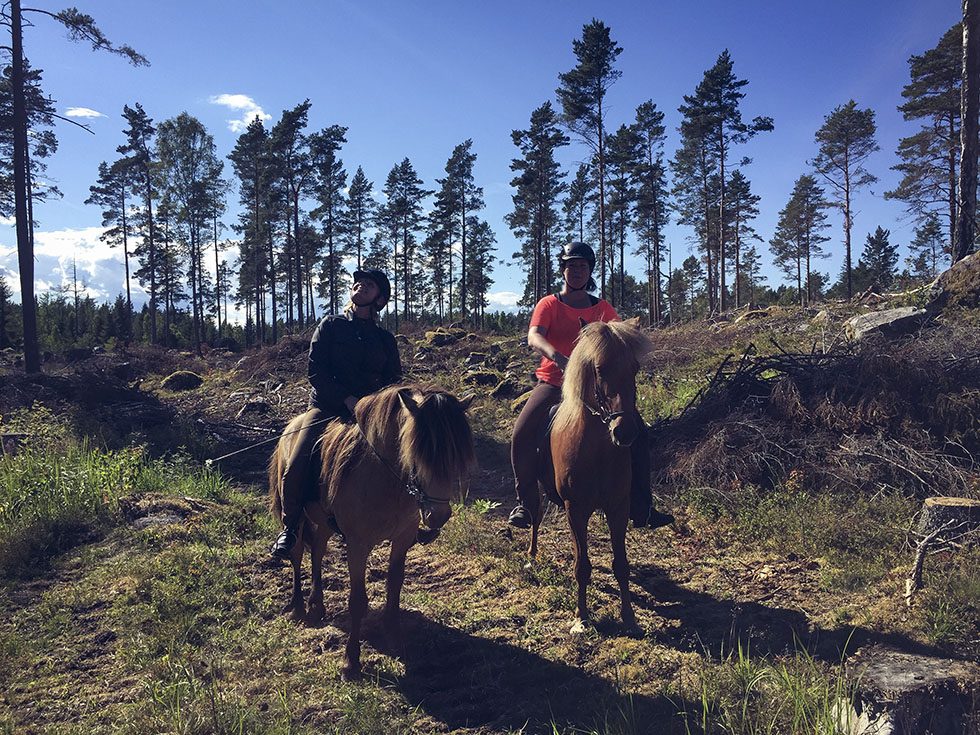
{"left": 566, "top": 505, "right": 593, "bottom": 633}
{"left": 342, "top": 544, "right": 370, "bottom": 682}
{"left": 383, "top": 529, "right": 414, "bottom": 652}
{"left": 609, "top": 509, "right": 635, "bottom": 628}
{"left": 529, "top": 516, "right": 540, "bottom": 561}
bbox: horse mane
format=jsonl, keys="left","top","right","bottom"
{"left": 551, "top": 320, "right": 653, "bottom": 436}
{"left": 316, "top": 384, "right": 475, "bottom": 498}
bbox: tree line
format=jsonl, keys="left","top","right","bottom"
{"left": 2, "top": 6, "right": 979, "bottom": 369}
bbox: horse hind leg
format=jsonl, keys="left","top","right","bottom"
{"left": 285, "top": 526, "right": 306, "bottom": 622}
{"left": 303, "top": 502, "right": 334, "bottom": 624}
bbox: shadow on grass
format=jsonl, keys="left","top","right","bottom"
{"left": 387, "top": 609, "right": 692, "bottom": 734}
{"left": 630, "top": 562, "right": 950, "bottom": 662}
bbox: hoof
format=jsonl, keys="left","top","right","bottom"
{"left": 289, "top": 606, "right": 306, "bottom": 623}
{"left": 306, "top": 604, "right": 325, "bottom": 624}
{"left": 569, "top": 619, "right": 590, "bottom": 635}
{"left": 341, "top": 664, "right": 362, "bottom": 682}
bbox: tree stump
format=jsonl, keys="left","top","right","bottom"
{"left": 906, "top": 497, "right": 980, "bottom": 606}
{"left": 841, "top": 645, "right": 980, "bottom": 735}
{"left": 917, "top": 497, "right": 980, "bottom": 538}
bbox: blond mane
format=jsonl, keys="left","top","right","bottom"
{"left": 551, "top": 320, "right": 653, "bottom": 436}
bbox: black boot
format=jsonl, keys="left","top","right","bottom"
{"left": 508, "top": 504, "right": 532, "bottom": 529}
{"left": 270, "top": 527, "right": 298, "bottom": 559}
{"left": 416, "top": 527, "right": 441, "bottom": 545}
{"left": 634, "top": 508, "right": 674, "bottom": 530}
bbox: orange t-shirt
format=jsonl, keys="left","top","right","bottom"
{"left": 530, "top": 294, "right": 619, "bottom": 386}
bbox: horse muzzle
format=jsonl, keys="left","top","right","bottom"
{"left": 609, "top": 414, "right": 639, "bottom": 447}
{"left": 421, "top": 501, "right": 452, "bottom": 530}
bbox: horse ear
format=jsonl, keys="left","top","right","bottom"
{"left": 624, "top": 316, "right": 642, "bottom": 328}
{"left": 398, "top": 389, "right": 420, "bottom": 415}
{"left": 458, "top": 394, "right": 475, "bottom": 412}
{"left": 579, "top": 317, "right": 588, "bottom": 329}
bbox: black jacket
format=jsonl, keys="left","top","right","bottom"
{"left": 307, "top": 313, "right": 401, "bottom": 415}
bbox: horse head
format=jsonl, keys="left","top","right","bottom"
{"left": 560, "top": 318, "right": 653, "bottom": 447}
{"left": 395, "top": 386, "right": 476, "bottom": 530}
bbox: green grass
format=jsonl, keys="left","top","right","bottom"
{"left": 680, "top": 642, "right": 858, "bottom": 735}
{"left": 0, "top": 406, "right": 229, "bottom": 575}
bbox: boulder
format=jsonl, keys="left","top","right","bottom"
{"left": 423, "top": 328, "right": 460, "bottom": 347}
{"left": 928, "top": 250, "right": 980, "bottom": 311}
{"left": 734, "top": 308, "right": 772, "bottom": 323}
{"left": 462, "top": 370, "right": 500, "bottom": 387}
{"left": 491, "top": 379, "right": 522, "bottom": 400}
{"left": 843, "top": 307, "right": 931, "bottom": 341}
{"left": 161, "top": 370, "right": 204, "bottom": 391}
{"left": 464, "top": 352, "right": 488, "bottom": 367}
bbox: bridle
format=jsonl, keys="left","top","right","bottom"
{"left": 585, "top": 365, "right": 627, "bottom": 425}
{"left": 356, "top": 424, "right": 451, "bottom": 516}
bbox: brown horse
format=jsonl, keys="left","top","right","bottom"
{"left": 269, "top": 384, "right": 475, "bottom": 680}
{"left": 531, "top": 318, "right": 653, "bottom": 633}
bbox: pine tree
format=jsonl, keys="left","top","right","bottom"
{"left": 563, "top": 163, "right": 592, "bottom": 244}
{"left": 632, "top": 101, "right": 670, "bottom": 325}
{"left": 346, "top": 166, "right": 375, "bottom": 269}
{"left": 507, "top": 102, "right": 569, "bottom": 305}
{"left": 228, "top": 116, "right": 275, "bottom": 343}
{"left": 309, "top": 125, "right": 348, "bottom": 314}
{"left": 811, "top": 100, "right": 879, "bottom": 299}
{"left": 604, "top": 123, "right": 642, "bottom": 307}
{"left": 270, "top": 101, "right": 314, "bottom": 329}
{"left": 118, "top": 103, "right": 160, "bottom": 343}
{"left": 438, "top": 140, "right": 483, "bottom": 322}
{"left": 156, "top": 112, "right": 224, "bottom": 353}
{"left": 957, "top": 0, "right": 980, "bottom": 260}
{"left": 770, "top": 174, "right": 830, "bottom": 306}
{"left": 85, "top": 160, "right": 134, "bottom": 323}
{"left": 377, "top": 158, "right": 429, "bottom": 326}
{"left": 886, "top": 24, "right": 961, "bottom": 256}
{"left": 2, "top": 1, "right": 146, "bottom": 371}
{"left": 556, "top": 19, "right": 623, "bottom": 300}
{"left": 724, "top": 170, "right": 762, "bottom": 308}
{"left": 698, "top": 50, "right": 772, "bottom": 311}
{"left": 906, "top": 214, "right": 949, "bottom": 280}
{"left": 853, "top": 226, "right": 899, "bottom": 293}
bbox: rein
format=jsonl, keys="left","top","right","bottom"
{"left": 355, "top": 424, "right": 451, "bottom": 513}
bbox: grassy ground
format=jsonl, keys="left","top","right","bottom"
{"left": 1, "top": 308, "right": 978, "bottom": 734}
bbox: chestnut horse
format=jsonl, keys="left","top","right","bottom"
{"left": 531, "top": 318, "right": 653, "bottom": 632}
{"left": 269, "top": 384, "right": 475, "bottom": 680}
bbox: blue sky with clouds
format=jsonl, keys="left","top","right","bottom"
{"left": 0, "top": 0, "right": 963, "bottom": 312}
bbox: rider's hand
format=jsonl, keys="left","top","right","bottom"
{"left": 553, "top": 353, "right": 569, "bottom": 372}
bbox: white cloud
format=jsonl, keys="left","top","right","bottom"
{"left": 0, "top": 216, "right": 15, "bottom": 227}
{"left": 487, "top": 291, "right": 521, "bottom": 308}
{"left": 65, "top": 107, "right": 105, "bottom": 119}
{"left": 209, "top": 93, "right": 272, "bottom": 133}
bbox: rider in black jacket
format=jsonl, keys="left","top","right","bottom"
{"left": 271, "top": 269, "right": 400, "bottom": 559}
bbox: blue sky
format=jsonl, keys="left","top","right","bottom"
{"left": 0, "top": 0, "right": 963, "bottom": 312}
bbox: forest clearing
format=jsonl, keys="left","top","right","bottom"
{"left": 1, "top": 289, "right": 978, "bottom": 734}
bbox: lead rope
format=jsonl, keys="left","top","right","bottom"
{"left": 203, "top": 417, "right": 335, "bottom": 468}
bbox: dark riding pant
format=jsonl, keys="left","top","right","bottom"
{"left": 280, "top": 407, "right": 335, "bottom": 529}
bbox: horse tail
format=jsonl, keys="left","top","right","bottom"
{"left": 268, "top": 414, "right": 304, "bottom": 526}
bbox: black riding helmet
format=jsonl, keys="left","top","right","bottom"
{"left": 557, "top": 242, "right": 598, "bottom": 292}
{"left": 557, "top": 241, "right": 596, "bottom": 271}
{"left": 352, "top": 268, "right": 392, "bottom": 305}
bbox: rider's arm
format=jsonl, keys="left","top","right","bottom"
{"left": 527, "top": 325, "right": 569, "bottom": 372}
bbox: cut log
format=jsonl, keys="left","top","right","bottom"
{"left": 840, "top": 645, "right": 980, "bottom": 735}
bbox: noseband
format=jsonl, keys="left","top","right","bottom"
{"left": 585, "top": 366, "right": 627, "bottom": 425}
{"left": 356, "top": 425, "right": 451, "bottom": 515}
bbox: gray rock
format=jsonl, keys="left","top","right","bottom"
{"left": 843, "top": 307, "right": 931, "bottom": 341}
